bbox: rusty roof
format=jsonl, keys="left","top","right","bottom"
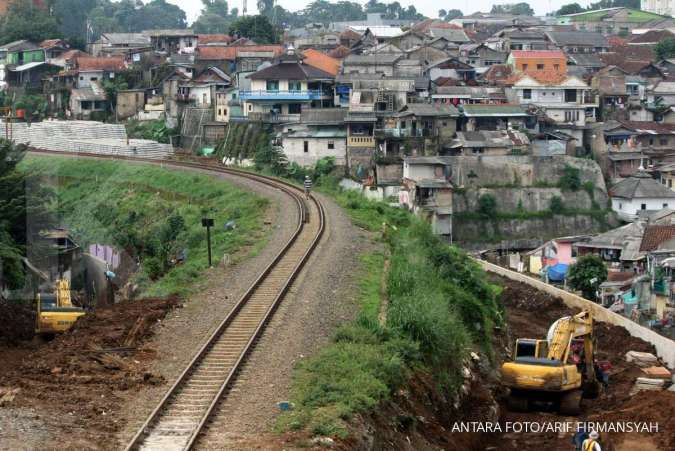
{"left": 301, "top": 49, "right": 340, "bottom": 76}
{"left": 76, "top": 56, "right": 126, "bottom": 71}
{"left": 196, "top": 45, "right": 284, "bottom": 61}
{"left": 639, "top": 225, "right": 675, "bottom": 251}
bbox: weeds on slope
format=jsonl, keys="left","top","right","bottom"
{"left": 21, "top": 156, "right": 269, "bottom": 298}
{"left": 277, "top": 173, "right": 502, "bottom": 438}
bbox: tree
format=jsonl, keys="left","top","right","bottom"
{"left": 445, "top": 9, "right": 463, "bottom": 20}
{"left": 491, "top": 3, "right": 535, "bottom": 16}
{"left": 477, "top": 194, "right": 497, "bottom": 217}
{"left": 0, "top": 1, "right": 61, "bottom": 43}
{"left": 656, "top": 37, "right": 675, "bottom": 60}
{"left": 556, "top": 3, "right": 585, "bottom": 15}
{"left": 567, "top": 255, "right": 607, "bottom": 300}
{"left": 228, "top": 15, "right": 279, "bottom": 43}
{"left": 438, "top": 9, "right": 447, "bottom": 19}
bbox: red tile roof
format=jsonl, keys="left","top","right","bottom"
{"left": 76, "top": 56, "right": 126, "bottom": 71}
{"left": 629, "top": 30, "right": 674, "bottom": 45}
{"left": 505, "top": 70, "right": 570, "bottom": 86}
{"left": 301, "top": 49, "right": 340, "bottom": 76}
{"left": 510, "top": 50, "right": 566, "bottom": 59}
{"left": 196, "top": 45, "right": 283, "bottom": 61}
{"left": 197, "top": 34, "right": 233, "bottom": 44}
{"left": 639, "top": 225, "right": 675, "bottom": 251}
{"left": 40, "top": 39, "right": 65, "bottom": 49}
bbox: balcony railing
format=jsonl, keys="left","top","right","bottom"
{"left": 248, "top": 112, "right": 301, "bottom": 123}
{"left": 239, "top": 90, "right": 322, "bottom": 101}
{"left": 348, "top": 136, "right": 376, "bottom": 147}
{"left": 376, "top": 128, "right": 433, "bottom": 138}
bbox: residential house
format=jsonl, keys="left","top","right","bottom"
{"left": 387, "top": 30, "right": 427, "bottom": 51}
{"left": 378, "top": 103, "right": 459, "bottom": 155}
{"left": 459, "top": 44, "right": 508, "bottom": 67}
{"left": 431, "top": 86, "right": 507, "bottom": 106}
{"left": 492, "top": 29, "right": 549, "bottom": 51}
{"left": 610, "top": 170, "right": 675, "bottom": 221}
{"left": 425, "top": 58, "right": 476, "bottom": 84}
{"left": 531, "top": 131, "right": 577, "bottom": 156}
{"left": 507, "top": 50, "right": 567, "bottom": 74}
{"left": 69, "top": 82, "right": 108, "bottom": 119}
{"left": 89, "top": 33, "right": 151, "bottom": 58}
{"left": 195, "top": 45, "right": 284, "bottom": 74}
{"left": 241, "top": 48, "right": 335, "bottom": 120}
{"left": 341, "top": 53, "right": 402, "bottom": 77}
{"left": 405, "top": 45, "right": 449, "bottom": 66}
{"left": 526, "top": 235, "right": 589, "bottom": 274}
{"left": 655, "top": 163, "right": 675, "bottom": 190}
{"left": 642, "top": 0, "right": 675, "bottom": 16}
{"left": 426, "top": 27, "right": 471, "bottom": 46}
{"left": 618, "top": 121, "right": 675, "bottom": 163}
{"left": 334, "top": 73, "right": 417, "bottom": 111}
{"left": 575, "top": 221, "right": 646, "bottom": 272}
{"left": 545, "top": 31, "right": 609, "bottom": 54}
{"left": 0, "top": 40, "right": 44, "bottom": 65}
{"left": 278, "top": 121, "right": 347, "bottom": 167}
{"left": 146, "top": 29, "right": 197, "bottom": 54}
{"left": 602, "top": 121, "right": 646, "bottom": 179}
{"left": 40, "top": 39, "right": 69, "bottom": 61}
{"left": 400, "top": 156, "right": 454, "bottom": 237}
{"left": 557, "top": 8, "right": 666, "bottom": 36}
{"left": 592, "top": 65, "right": 630, "bottom": 121}
{"left": 116, "top": 89, "right": 146, "bottom": 120}
{"left": 447, "top": 129, "right": 530, "bottom": 156}
{"left": 215, "top": 88, "right": 241, "bottom": 123}
{"left": 177, "top": 67, "right": 231, "bottom": 108}
{"left": 506, "top": 72, "right": 598, "bottom": 142}
{"left": 74, "top": 57, "right": 126, "bottom": 88}
{"left": 457, "top": 104, "right": 535, "bottom": 131}
{"left": 567, "top": 53, "right": 606, "bottom": 74}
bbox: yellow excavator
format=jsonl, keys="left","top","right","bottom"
{"left": 35, "top": 279, "right": 85, "bottom": 335}
{"left": 501, "top": 310, "right": 600, "bottom": 415}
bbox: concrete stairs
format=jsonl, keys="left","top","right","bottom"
{"left": 0, "top": 120, "right": 174, "bottom": 160}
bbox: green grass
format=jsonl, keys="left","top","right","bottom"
{"left": 277, "top": 181, "right": 502, "bottom": 439}
{"left": 21, "top": 155, "right": 269, "bottom": 297}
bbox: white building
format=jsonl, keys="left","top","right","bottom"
{"left": 279, "top": 125, "right": 347, "bottom": 166}
{"left": 642, "top": 0, "right": 674, "bottom": 17}
{"left": 610, "top": 171, "right": 675, "bottom": 221}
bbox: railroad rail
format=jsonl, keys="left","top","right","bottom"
{"left": 28, "top": 150, "right": 326, "bottom": 450}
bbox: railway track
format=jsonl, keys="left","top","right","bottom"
{"left": 28, "top": 150, "right": 326, "bottom": 451}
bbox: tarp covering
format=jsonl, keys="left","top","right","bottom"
{"left": 547, "top": 263, "right": 569, "bottom": 282}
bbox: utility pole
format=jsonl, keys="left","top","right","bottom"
{"left": 202, "top": 218, "right": 214, "bottom": 267}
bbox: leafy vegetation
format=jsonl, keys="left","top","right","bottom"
{"left": 477, "top": 194, "right": 497, "bottom": 217}
{"left": 491, "top": 3, "right": 534, "bottom": 15}
{"left": 558, "top": 165, "right": 582, "bottom": 192}
{"left": 656, "top": 37, "right": 675, "bottom": 61}
{"left": 126, "top": 119, "right": 177, "bottom": 144}
{"left": 278, "top": 174, "right": 502, "bottom": 438}
{"left": 21, "top": 156, "right": 269, "bottom": 297}
{"left": 0, "top": 140, "right": 54, "bottom": 290}
{"left": 567, "top": 254, "right": 608, "bottom": 300}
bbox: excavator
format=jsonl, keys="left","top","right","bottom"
{"left": 35, "top": 279, "right": 85, "bottom": 336}
{"left": 501, "top": 310, "right": 600, "bottom": 415}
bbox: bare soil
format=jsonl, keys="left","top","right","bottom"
{"left": 0, "top": 297, "right": 177, "bottom": 450}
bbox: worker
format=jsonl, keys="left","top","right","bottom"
{"left": 582, "top": 431, "right": 602, "bottom": 451}
{"left": 303, "top": 175, "right": 312, "bottom": 199}
{"left": 572, "top": 423, "right": 588, "bottom": 451}
{"left": 594, "top": 361, "right": 609, "bottom": 390}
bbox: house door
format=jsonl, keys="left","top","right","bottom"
{"left": 304, "top": 141, "right": 309, "bottom": 153}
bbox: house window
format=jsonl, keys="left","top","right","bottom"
{"left": 660, "top": 138, "right": 668, "bottom": 145}
{"left": 303, "top": 141, "right": 309, "bottom": 153}
{"left": 536, "top": 64, "right": 544, "bottom": 70}
{"left": 522, "top": 63, "right": 529, "bottom": 70}
{"left": 218, "top": 108, "right": 222, "bottom": 115}
{"left": 90, "top": 77, "right": 98, "bottom": 82}
{"left": 554, "top": 64, "right": 560, "bottom": 71}
{"left": 523, "top": 89, "right": 532, "bottom": 100}
{"left": 649, "top": 138, "right": 654, "bottom": 145}
{"left": 289, "top": 80, "right": 301, "bottom": 91}
{"left": 266, "top": 80, "right": 279, "bottom": 91}
{"left": 641, "top": 203, "right": 647, "bottom": 210}
{"left": 664, "top": 203, "right": 669, "bottom": 208}
{"left": 619, "top": 203, "right": 623, "bottom": 209}
{"left": 327, "top": 140, "right": 335, "bottom": 149}
{"left": 223, "top": 108, "right": 227, "bottom": 116}
{"left": 248, "top": 104, "right": 252, "bottom": 111}
{"left": 565, "top": 89, "right": 577, "bottom": 102}
{"left": 288, "top": 103, "right": 302, "bottom": 114}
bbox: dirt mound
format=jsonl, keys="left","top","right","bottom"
{"left": 0, "top": 296, "right": 177, "bottom": 447}
{"left": 0, "top": 297, "right": 35, "bottom": 343}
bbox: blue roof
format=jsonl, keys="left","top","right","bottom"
{"left": 547, "top": 263, "right": 569, "bottom": 282}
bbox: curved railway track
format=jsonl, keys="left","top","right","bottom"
{"left": 28, "top": 150, "right": 326, "bottom": 451}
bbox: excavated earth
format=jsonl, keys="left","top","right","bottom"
{"left": 332, "top": 276, "right": 674, "bottom": 451}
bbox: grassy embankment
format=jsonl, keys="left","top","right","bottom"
{"left": 277, "top": 176, "right": 503, "bottom": 438}
{"left": 21, "top": 156, "right": 269, "bottom": 297}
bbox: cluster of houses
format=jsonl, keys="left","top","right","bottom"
{"left": 3, "top": 7, "right": 675, "bottom": 325}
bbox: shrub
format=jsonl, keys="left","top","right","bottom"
{"left": 477, "top": 193, "right": 497, "bottom": 217}
{"left": 549, "top": 196, "right": 564, "bottom": 212}
{"left": 559, "top": 165, "right": 581, "bottom": 191}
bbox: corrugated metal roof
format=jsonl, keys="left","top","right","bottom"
{"left": 610, "top": 171, "right": 675, "bottom": 199}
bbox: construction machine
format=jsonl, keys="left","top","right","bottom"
{"left": 35, "top": 279, "right": 85, "bottom": 335}
{"left": 500, "top": 310, "right": 600, "bottom": 415}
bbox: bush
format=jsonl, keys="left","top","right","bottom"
{"left": 550, "top": 196, "right": 564, "bottom": 212}
{"left": 567, "top": 254, "right": 607, "bottom": 300}
{"left": 559, "top": 165, "right": 581, "bottom": 191}
{"left": 477, "top": 193, "right": 497, "bottom": 217}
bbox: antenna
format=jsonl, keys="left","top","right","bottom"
{"left": 243, "top": 0, "right": 247, "bottom": 16}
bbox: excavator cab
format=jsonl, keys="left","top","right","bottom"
{"left": 35, "top": 279, "right": 85, "bottom": 336}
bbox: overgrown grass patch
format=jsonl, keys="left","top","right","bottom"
{"left": 21, "top": 156, "right": 269, "bottom": 297}
{"left": 278, "top": 180, "right": 502, "bottom": 439}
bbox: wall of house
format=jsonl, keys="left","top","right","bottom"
{"left": 116, "top": 90, "right": 144, "bottom": 119}
{"left": 249, "top": 79, "right": 309, "bottom": 91}
{"left": 612, "top": 197, "right": 675, "bottom": 221}
{"left": 190, "top": 85, "right": 212, "bottom": 107}
{"left": 511, "top": 57, "right": 566, "bottom": 73}
{"left": 344, "top": 64, "right": 394, "bottom": 76}
{"left": 7, "top": 49, "right": 45, "bottom": 65}
{"left": 77, "top": 70, "right": 105, "bottom": 88}
{"left": 403, "top": 162, "right": 446, "bottom": 180}
{"left": 544, "top": 106, "right": 587, "bottom": 127}
{"left": 282, "top": 136, "right": 347, "bottom": 166}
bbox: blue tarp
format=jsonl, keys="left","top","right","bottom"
{"left": 547, "top": 263, "right": 569, "bottom": 282}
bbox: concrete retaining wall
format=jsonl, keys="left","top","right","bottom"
{"left": 478, "top": 260, "right": 675, "bottom": 369}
